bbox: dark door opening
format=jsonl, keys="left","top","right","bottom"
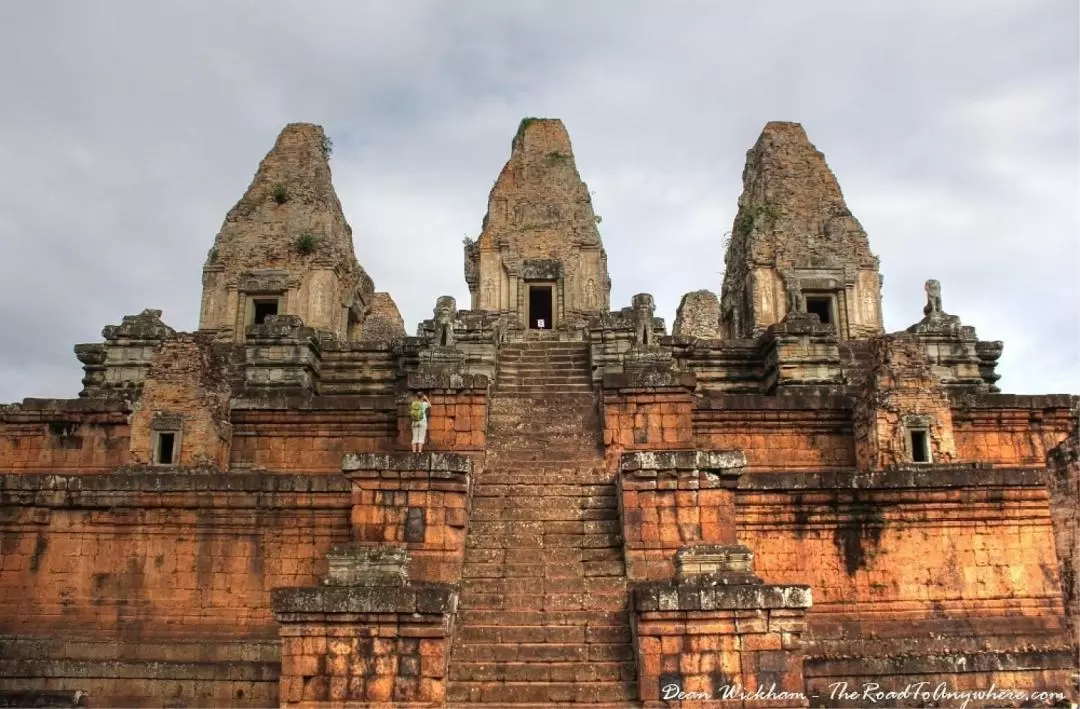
{"left": 529, "top": 286, "right": 553, "bottom": 329}
{"left": 253, "top": 299, "right": 279, "bottom": 325}
{"left": 805, "top": 295, "right": 833, "bottom": 326}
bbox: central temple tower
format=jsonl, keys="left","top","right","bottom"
{"left": 464, "top": 118, "right": 611, "bottom": 331}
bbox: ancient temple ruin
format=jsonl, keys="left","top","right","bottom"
{"left": 0, "top": 117, "right": 1076, "bottom": 708}
{"left": 465, "top": 118, "right": 611, "bottom": 331}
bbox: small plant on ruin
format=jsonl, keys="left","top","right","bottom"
{"left": 295, "top": 232, "right": 320, "bottom": 255}
{"left": 271, "top": 183, "right": 290, "bottom": 204}
{"left": 546, "top": 151, "right": 570, "bottom": 165}
{"left": 594, "top": 215, "right": 603, "bottom": 225}
{"left": 734, "top": 202, "right": 779, "bottom": 238}
{"left": 320, "top": 135, "right": 334, "bottom": 161}
{"left": 462, "top": 235, "right": 476, "bottom": 247}
{"left": 206, "top": 246, "right": 218, "bottom": 264}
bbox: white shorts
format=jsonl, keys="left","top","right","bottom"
{"left": 411, "top": 420, "right": 428, "bottom": 444}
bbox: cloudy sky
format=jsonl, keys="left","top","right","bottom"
{"left": 0, "top": 1, "right": 1076, "bottom": 402}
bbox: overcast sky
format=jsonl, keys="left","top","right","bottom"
{"left": 0, "top": 1, "right": 1076, "bottom": 402}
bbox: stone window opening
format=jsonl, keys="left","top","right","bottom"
{"left": 153, "top": 431, "right": 179, "bottom": 465}
{"left": 804, "top": 293, "right": 835, "bottom": 326}
{"left": 908, "top": 429, "right": 931, "bottom": 464}
{"left": 251, "top": 298, "right": 280, "bottom": 326}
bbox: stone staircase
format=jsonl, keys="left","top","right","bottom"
{"left": 447, "top": 341, "right": 637, "bottom": 705}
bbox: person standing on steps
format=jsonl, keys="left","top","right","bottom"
{"left": 409, "top": 392, "right": 431, "bottom": 453}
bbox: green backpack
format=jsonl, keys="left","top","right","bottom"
{"left": 409, "top": 400, "right": 426, "bottom": 422}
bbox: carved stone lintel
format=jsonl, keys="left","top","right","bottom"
{"left": 676, "top": 544, "right": 761, "bottom": 582}
{"left": 324, "top": 545, "right": 409, "bottom": 587}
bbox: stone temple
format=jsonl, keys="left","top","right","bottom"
{"left": 0, "top": 118, "right": 1076, "bottom": 708}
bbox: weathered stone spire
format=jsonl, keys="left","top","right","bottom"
{"left": 467, "top": 118, "right": 610, "bottom": 328}
{"left": 719, "top": 122, "right": 884, "bottom": 340}
{"left": 199, "top": 123, "right": 384, "bottom": 341}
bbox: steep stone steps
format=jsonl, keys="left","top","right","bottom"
{"left": 449, "top": 340, "right": 635, "bottom": 704}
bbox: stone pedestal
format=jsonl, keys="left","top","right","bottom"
{"left": 632, "top": 548, "right": 812, "bottom": 708}
{"left": 342, "top": 452, "right": 472, "bottom": 583}
{"left": 758, "top": 316, "right": 842, "bottom": 394}
{"left": 243, "top": 315, "right": 321, "bottom": 392}
{"left": 271, "top": 548, "right": 457, "bottom": 706}
{"left": 618, "top": 451, "right": 746, "bottom": 580}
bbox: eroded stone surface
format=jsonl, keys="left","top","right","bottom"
{"left": 199, "top": 123, "right": 377, "bottom": 341}
{"left": 673, "top": 290, "right": 721, "bottom": 339}
{"left": 720, "top": 122, "right": 883, "bottom": 340}
{"left": 468, "top": 118, "right": 610, "bottom": 328}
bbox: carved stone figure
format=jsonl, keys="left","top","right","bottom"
{"left": 923, "top": 279, "right": 942, "bottom": 316}
{"left": 584, "top": 279, "right": 597, "bottom": 309}
{"left": 785, "top": 284, "right": 805, "bottom": 316}
{"left": 482, "top": 279, "right": 496, "bottom": 310}
{"left": 433, "top": 296, "right": 457, "bottom": 347}
{"left": 631, "top": 293, "right": 656, "bottom": 347}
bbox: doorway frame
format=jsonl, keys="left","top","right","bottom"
{"left": 525, "top": 281, "right": 557, "bottom": 330}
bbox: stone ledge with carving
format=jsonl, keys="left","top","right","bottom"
{"left": 271, "top": 582, "right": 456, "bottom": 617}
{"left": 632, "top": 577, "right": 812, "bottom": 612}
{"left": 620, "top": 450, "right": 747, "bottom": 479}
{"left": 602, "top": 370, "right": 695, "bottom": 390}
{"left": 675, "top": 543, "right": 762, "bottom": 584}
{"left": 342, "top": 451, "right": 473, "bottom": 478}
{"left": 324, "top": 545, "right": 409, "bottom": 587}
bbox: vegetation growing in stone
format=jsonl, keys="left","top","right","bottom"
{"left": 594, "top": 215, "right": 603, "bottom": 225}
{"left": 271, "top": 183, "right": 290, "bottom": 204}
{"left": 320, "top": 135, "right": 334, "bottom": 161}
{"left": 546, "top": 151, "right": 570, "bottom": 164}
{"left": 295, "top": 232, "right": 320, "bottom": 255}
{"left": 734, "top": 202, "right": 779, "bottom": 238}
{"left": 206, "top": 246, "right": 218, "bottom": 264}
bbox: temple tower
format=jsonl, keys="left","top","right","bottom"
{"left": 719, "top": 122, "right": 884, "bottom": 340}
{"left": 199, "top": 123, "right": 401, "bottom": 342}
{"left": 464, "top": 118, "right": 610, "bottom": 331}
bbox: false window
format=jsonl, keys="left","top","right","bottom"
{"left": 154, "top": 431, "right": 179, "bottom": 465}
{"left": 909, "top": 429, "right": 931, "bottom": 464}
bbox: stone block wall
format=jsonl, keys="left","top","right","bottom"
{"left": 395, "top": 390, "right": 488, "bottom": 453}
{"left": 1047, "top": 427, "right": 1078, "bottom": 633}
{"left": 126, "top": 334, "right": 233, "bottom": 469}
{"left": 951, "top": 394, "right": 1078, "bottom": 467}
{"left": 272, "top": 585, "right": 455, "bottom": 706}
{"left": 693, "top": 395, "right": 855, "bottom": 472}
{"left": 853, "top": 334, "right": 957, "bottom": 470}
{"left": 343, "top": 452, "right": 473, "bottom": 583}
{"left": 735, "top": 467, "right": 1075, "bottom": 698}
{"left": 632, "top": 581, "right": 812, "bottom": 707}
{"left": 228, "top": 397, "right": 397, "bottom": 473}
{"left": 0, "top": 472, "right": 351, "bottom": 707}
{"left": 0, "top": 401, "right": 130, "bottom": 473}
{"left": 601, "top": 384, "right": 695, "bottom": 459}
{"left": 618, "top": 451, "right": 745, "bottom": 581}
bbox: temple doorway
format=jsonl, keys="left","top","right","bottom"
{"left": 528, "top": 285, "right": 553, "bottom": 329}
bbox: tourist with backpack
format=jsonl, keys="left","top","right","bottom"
{"left": 409, "top": 392, "right": 431, "bottom": 452}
